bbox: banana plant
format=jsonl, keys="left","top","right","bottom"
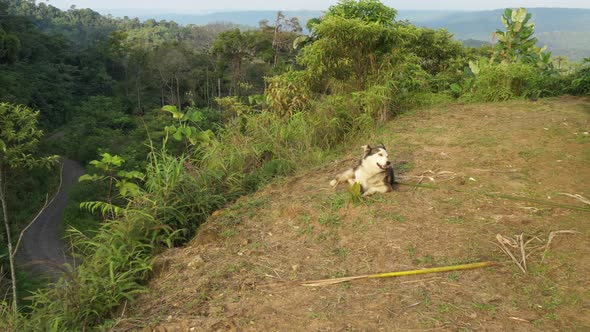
{"left": 450, "top": 60, "right": 481, "bottom": 97}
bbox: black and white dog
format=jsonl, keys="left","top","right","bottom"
{"left": 330, "top": 144, "right": 395, "bottom": 196}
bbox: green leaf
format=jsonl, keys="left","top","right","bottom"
{"left": 513, "top": 22, "right": 522, "bottom": 32}
{"left": 78, "top": 174, "right": 104, "bottom": 182}
{"left": 292, "top": 35, "right": 309, "bottom": 49}
{"left": 173, "top": 130, "right": 183, "bottom": 141}
{"left": 500, "top": 15, "right": 508, "bottom": 27}
{"left": 450, "top": 83, "right": 462, "bottom": 94}
{"left": 347, "top": 182, "right": 362, "bottom": 200}
{"left": 468, "top": 61, "right": 480, "bottom": 75}
{"left": 187, "top": 110, "right": 204, "bottom": 123}
{"left": 512, "top": 8, "right": 527, "bottom": 23}
{"left": 116, "top": 181, "right": 141, "bottom": 197}
{"left": 161, "top": 105, "right": 184, "bottom": 119}
{"left": 116, "top": 170, "right": 145, "bottom": 180}
{"left": 164, "top": 125, "right": 177, "bottom": 133}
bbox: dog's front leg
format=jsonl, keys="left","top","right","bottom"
{"left": 362, "top": 186, "right": 389, "bottom": 197}
{"left": 361, "top": 187, "right": 378, "bottom": 196}
{"left": 330, "top": 168, "right": 354, "bottom": 187}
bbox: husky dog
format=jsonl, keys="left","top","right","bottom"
{"left": 330, "top": 144, "right": 395, "bottom": 196}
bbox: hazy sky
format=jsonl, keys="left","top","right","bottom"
{"left": 41, "top": 0, "right": 590, "bottom": 12}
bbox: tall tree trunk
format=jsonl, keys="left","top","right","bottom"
{"left": 206, "top": 68, "right": 210, "bottom": 107}
{"left": 136, "top": 81, "right": 142, "bottom": 115}
{"left": 123, "top": 65, "right": 129, "bottom": 98}
{"left": 169, "top": 83, "right": 175, "bottom": 108}
{"left": 272, "top": 11, "right": 282, "bottom": 68}
{"left": 176, "top": 76, "right": 181, "bottom": 111}
{"left": 0, "top": 166, "right": 18, "bottom": 315}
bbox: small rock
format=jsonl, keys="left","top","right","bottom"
{"left": 468, "top": 177, "right": 476, "bottom": 182}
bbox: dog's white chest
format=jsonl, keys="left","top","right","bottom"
{"left": 354, "top": 168, "right": 372, "bottom": 187}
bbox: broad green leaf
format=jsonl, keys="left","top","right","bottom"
{"left": 116, "top": 181, "right": 141, "bottom": 197}
{"left": 187, "top": 110, "right": 204, "bottom": 123}
{"left": 116, "top": 170, "right": 145, "bottom": 180}
{"left": 78, "top": 174, "right": 103, "bottom": 182}
{"left": 500, "top": 15, "right": 508, "bottom": 27}
{"left": 512, "top": 8, "right": 526, "bottom": 23}
{"left": 468, "top": 61, "right": 480, "bottom": 75}
{"left": 173, "top": 130, "right": 183, "bottom": 141}
{"left": 161, "top": 105, "right": 184, "bottom": 119}
{"left": 450, "top": 83, "right": 462, "bottom": 94}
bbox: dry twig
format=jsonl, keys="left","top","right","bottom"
{"left": 558, "top": 193, "right": 590, "bottom": 205}
{"left": 496, "top": 230, "right": 580, "bottom": 272}
{"left": 541, "top": 230, "right": 580, "bottom": 262}
{"left": 495, "top": 234, "right": 544, "bottom": 273}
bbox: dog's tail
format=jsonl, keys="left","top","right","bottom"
{"left": 387, "top": 167, "right": 398, "bottom": 189}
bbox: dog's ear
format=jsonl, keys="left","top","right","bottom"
{"left": 361, "top": 145, "right": 371, "bottom": 157}
{"left": 377, "top": 142, "right": 386, "bottom": 150}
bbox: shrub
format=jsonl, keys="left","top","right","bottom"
{"left": 462, "top": 61, "right": 548, "bottom": 102}
{"left": 567, "top": 58, "right": 590, "bottom": 96}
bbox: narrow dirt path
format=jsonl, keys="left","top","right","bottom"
{"left": 16, "top": 158, "right": 85, "bottom": 280}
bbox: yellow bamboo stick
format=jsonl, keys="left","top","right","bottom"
{"left": 302, "top": 261, "right": 497, "bottom": 287}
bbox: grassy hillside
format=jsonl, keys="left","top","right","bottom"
{"left": 115, "top": 96, "right": 590, "bottom": 331}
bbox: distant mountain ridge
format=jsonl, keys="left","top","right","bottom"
{"left": 99, "top": 8, "right": 590, "bottom": 60}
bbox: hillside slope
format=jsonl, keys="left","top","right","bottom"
{"left": 119, "top": 97, "right": 589, "bottom": 331}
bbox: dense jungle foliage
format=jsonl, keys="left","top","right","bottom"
{"left": 1, "top": 0, "right": 589, "bottom": 330}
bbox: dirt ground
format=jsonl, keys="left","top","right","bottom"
{"left": 117, "top": 96, "right": 590, "bottom": 331}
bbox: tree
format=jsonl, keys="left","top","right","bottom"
{"left": 212, "top": 29, "right": 253, "bottom": 96}
{"left": 298, "top": 0, "right": 400, "bottom": 91}
{"left": 79, "top": 152, "right": 144, "bottom": 219}
{"left": 150, "top": 45, "right": 191, "bottom": 110}
{"left": 492, "top": 8, "right": 550, "bottom": 66}
{"left": 0, "top": 102, "right": 57, "bottom": 314}
{"left": 0, "top": 27, "right": 21, "bottom": 64}
{"left": 259, "top": 11, "right": 302, "bottom": 68}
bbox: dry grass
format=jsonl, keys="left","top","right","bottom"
{"left": 116, "top": 96, "right": 590, "bottom": 332}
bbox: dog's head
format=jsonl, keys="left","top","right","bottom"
{"left": 361, "top": 144, "right": 391, "bottom": 171}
